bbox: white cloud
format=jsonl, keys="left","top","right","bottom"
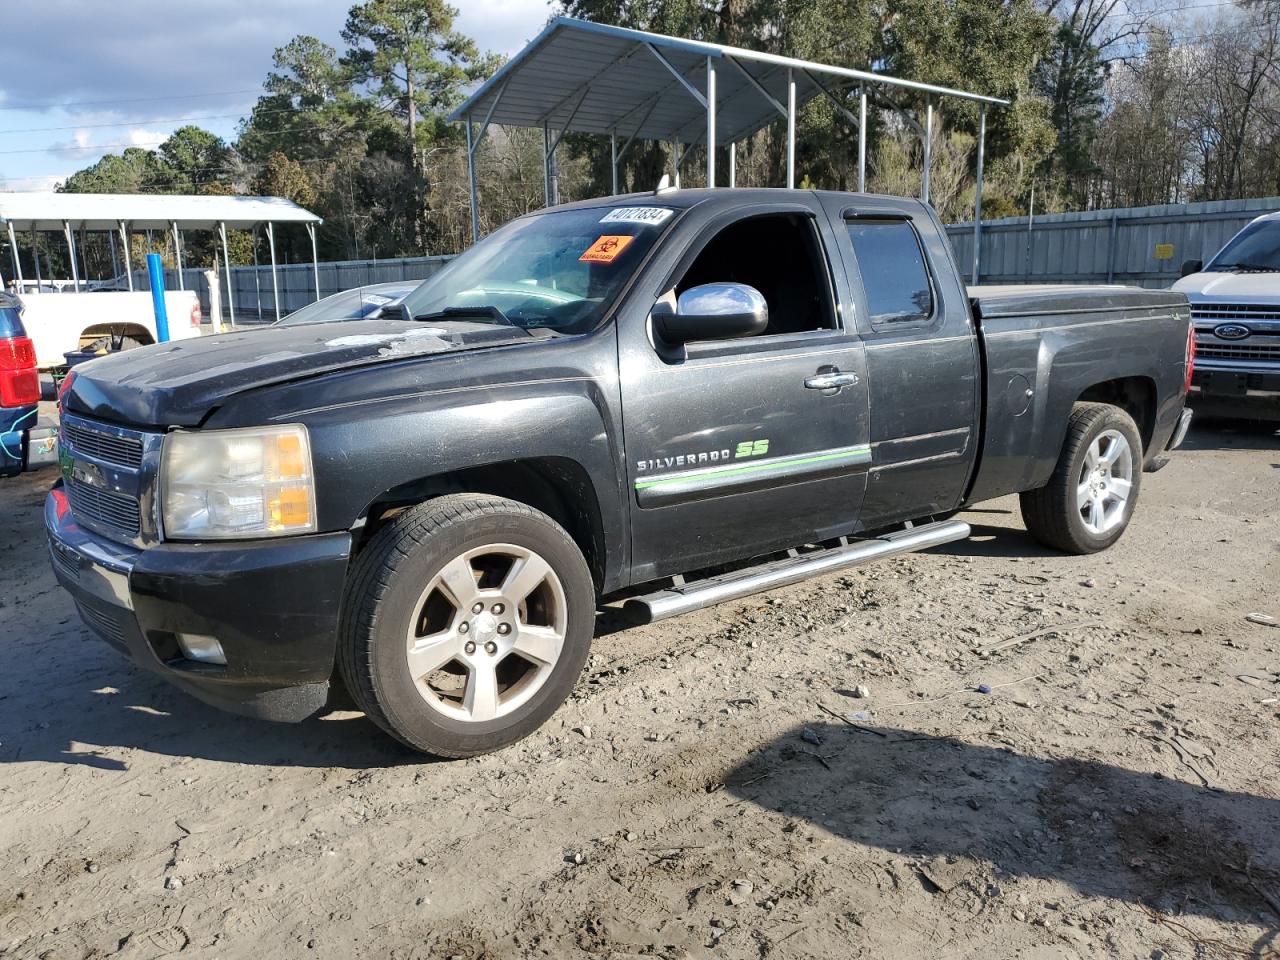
{"left": 2, "top": 0, "right": 552, "bottom": 115}
{"left": 1, "top": 174, "right": 68, "bottom": 193}
{"left": 127, "top": 128, "right": 167, "bottom": 149}
{"left": 49, "top": 129, "right": 93, "bottom": 160}
{"left": 456, "top": 0, "right": 553, "bottom": 56}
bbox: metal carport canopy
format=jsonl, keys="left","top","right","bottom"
{"left": 0, "top": 192, "right": 323, "bottom": 323}
{"left": 0, "top": 192, "right": 320, "bottom": 232}
{"left": 450, "top": 17, "right": 1008, "bottom": 280}
{"left": 452, "top": 17, "right": 1006, "bottom": 147}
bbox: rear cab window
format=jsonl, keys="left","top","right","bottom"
{"left": 845, "top": 219, "right": 935, "bottom": 327}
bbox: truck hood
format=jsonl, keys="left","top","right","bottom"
{"left": 65, "top": 318, "right": 541, "bottom": 427}
{"left": 1171, "top": 271, "right": 1280, "bottom": 300}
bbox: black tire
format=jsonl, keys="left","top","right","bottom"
{"left": 1020, "top": 402, "right": 1144, "bottom": 554}
{"left": 338, "top": 494, "right": 595, "bottom": 758}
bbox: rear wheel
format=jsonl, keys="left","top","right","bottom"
{"left": 1020, "top": 402, "right": 1143, "bottom": 554}
{"left": 338, "top": 494, "right": 595, "bottom": 757}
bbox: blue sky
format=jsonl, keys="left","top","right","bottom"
{"left": 0, "top": 0, "right": 553, "bottom": 191}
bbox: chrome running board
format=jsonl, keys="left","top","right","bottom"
{"left": 622, "top": 519, "right": 971, "bottom": 625}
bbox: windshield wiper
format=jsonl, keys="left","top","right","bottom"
{"left": 1218, "top": 261, "right": 1280, "bottom": 272}
{"left": 410, "top": 305, "right": 515, "bottom": 326}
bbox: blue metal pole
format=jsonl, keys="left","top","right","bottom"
{"left": 147, "top": 252, "right": 170, "bottom": 342}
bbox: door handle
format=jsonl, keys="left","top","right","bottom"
{"left": 804, "top": 371, "right": 859, "bottom": 390}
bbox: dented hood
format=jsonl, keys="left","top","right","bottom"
{"left": 65, "top": 318, "right": 537, "bottom": 427}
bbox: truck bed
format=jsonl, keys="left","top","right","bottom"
{"left": 969, "top": 284, "right": 1187, "bottom": 320}
{"left": 963, "top": 283, "right": 1191, "bottom": 506}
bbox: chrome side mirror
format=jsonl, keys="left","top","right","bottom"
{"left": 654, "top": 282, "right": 769, "bottom": 344}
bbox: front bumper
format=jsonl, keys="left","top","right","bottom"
{"left": 1189, "top": 367, "right": 1280, "bottom": 422}
{"left": 46, "top": 485, "right": 352, "bottom": 721}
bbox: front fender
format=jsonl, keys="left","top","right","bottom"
{"left": 209, "top": 335, "right": 627, "bottom": 592}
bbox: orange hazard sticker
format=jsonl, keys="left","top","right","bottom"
{"left": 579, "top": 234, "right": 634, "bottom": 263}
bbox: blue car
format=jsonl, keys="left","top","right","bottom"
{"left": 0, "top": 292, "right": 39, "bottom": 477}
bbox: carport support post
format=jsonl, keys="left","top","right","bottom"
{"left": 706, "top": 58, "right": 716, "bottom": 188}
{"left": 118, "top": 221, "right": 133, "bottom": 291}
{"left": 30, "top": 229, "right": 43, "bottom": 290}
{"left": 171, "top": 221, "right": 185, "bottom": 290}
{"left": 858, "top": 89, "right": 868, "bottom": 192}
{"left": 63, "top": 221, "right": 81, "bottom": 292}
{"left": 307, "top": 223, "right": 320, "bottom": 300}
{"left": 218, "top": 221, "right": 236, "bottom": 329}
{"left": 610, "top": 131, "right": 618, "bottom": 195}
{"left": 251, "top": 228, "right": 263, "bottom": 320}
{"left": 542, "top": 122, "right": 553, "bottom": 207}
{"left": 5, "top": 222, "right": 22, "bottom": 292}
{"left": 729, "top": 142, "right": 736, "bottom": 188}
{"left": 921, "top": 99, "right": 933, "bottom": 204}
{"left": 971, "top": 106, "right": 986, "bottom": 283}
{"left": 465, "top": 118, "right": 480, "bottom": 243}
{"left": 266, "top": 221, "right": 281, "bottom": 322}
{"left": 786, "top": 68, "right": 797, "bottom": 189}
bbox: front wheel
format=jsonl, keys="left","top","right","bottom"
{"left": 338, "top": 494, "right": 595, "bottom": 757}
{"left": 1020, "top": 402, "right": 1143, "bottom": 554}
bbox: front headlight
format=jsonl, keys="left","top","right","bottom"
{"left": 161, "top": 424, "right": 317, "bottom": 540}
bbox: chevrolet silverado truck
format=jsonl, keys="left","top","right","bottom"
{"left": 1173, "top": 210, "right": 1280, "bottom": 421}
{"left": 47, "top": 189, "right": 1194, "bottom": 757}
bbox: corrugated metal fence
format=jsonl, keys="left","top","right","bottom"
{"left": 947, "top": 196, "right": 1280, "bottom": 288}
{"left": 135, "top": 255, "right": 456, "bottom": 323}
{"left": 130, "top": 197, "right": 1280, "bottom": 318}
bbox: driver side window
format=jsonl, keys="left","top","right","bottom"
{"left": 675, "top": 213, "right": 837, "bottom": 337}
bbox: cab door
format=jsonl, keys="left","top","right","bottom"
{"left": 820, "top": 196, "right": 981, "bottom": 527}
{"left": 617, "top": 199, "right": 871, "bottom": 584}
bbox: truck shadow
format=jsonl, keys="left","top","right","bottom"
{"left": 724, "top": 722, "right": 1280, "bottom": 944}
{"left": 933, "top": 521, "right": 1063, "bottom": 559}
{"left": 1180, "top": 419, "right": 1279, "bottom": 451}
{"left": 0, "top": 637, "right": 416, "bottom": 771}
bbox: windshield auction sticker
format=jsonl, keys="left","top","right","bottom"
{"left": 599, "top": 207, "right": 673, "bottom": 226}
{"left": 580, "top": 235, "right": 635, "bottom": 263}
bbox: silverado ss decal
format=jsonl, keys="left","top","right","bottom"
{"left": 636, "top": 438, "right": 770, "bottom": 473}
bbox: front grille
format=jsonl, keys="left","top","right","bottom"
{"left": 61, "top": 421, "right": 143, "bottom": 469}
{"left": 50, "top": 544, "right": 81, "bottom": 581}
{"left": 1191, "top": 303, "right": 1280, "bottom": 322}
{"left": 77, "top": 601, "right": 128, "bottom": 646}
{"left": 60, "top": 415, "right": 158, "bottom": 544}
{"left": 1196, "top": 341, "right": 1280, "bottom": 362}
{"left": 66, "top": 481, "right": 141, "bottom": 535}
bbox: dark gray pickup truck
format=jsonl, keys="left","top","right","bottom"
{"left": 47, "top": 189, "right": 1194, "bottom": 757}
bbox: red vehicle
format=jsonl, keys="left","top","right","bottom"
{"left": 0, "top": 292, "right": 40, "bottom": 477}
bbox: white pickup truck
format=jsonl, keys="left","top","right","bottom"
{"left": 1172, "top": 210, "right": 1280, "bottom": 421}
{"left": 21, "top": 290, "right": 203, "bottom": 370}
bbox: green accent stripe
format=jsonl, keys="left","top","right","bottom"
{"left": 635, "top": 445, "right": 871, "bottom": 490}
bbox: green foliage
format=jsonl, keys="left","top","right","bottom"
{"left": 61, "top": 148, "right": 167, "bottom": 194}
{"left": 255, "top": 152, "right": 318, "bottom": 208}
{"left": 156, "top": 126, "right": 231, "bottom": 192}
{"left": 1033, "top": 19, "right": 1108, "bottom": 203}
{"left": 342, "top": 0, "right": 485, "bottom": 144}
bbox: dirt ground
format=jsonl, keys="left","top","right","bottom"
{"left": 1, "top": 420, "right": 1278, "bottom": 960}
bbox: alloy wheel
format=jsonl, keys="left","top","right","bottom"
{"left": 404, "top": 543, "right": 567, "bottom": 723}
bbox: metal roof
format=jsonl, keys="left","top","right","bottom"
{"left": 0, "top": 192, "right": 322, "bottom": 232}
{"left": 450, "top": 16, "right": 1009, "bottom": 146}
